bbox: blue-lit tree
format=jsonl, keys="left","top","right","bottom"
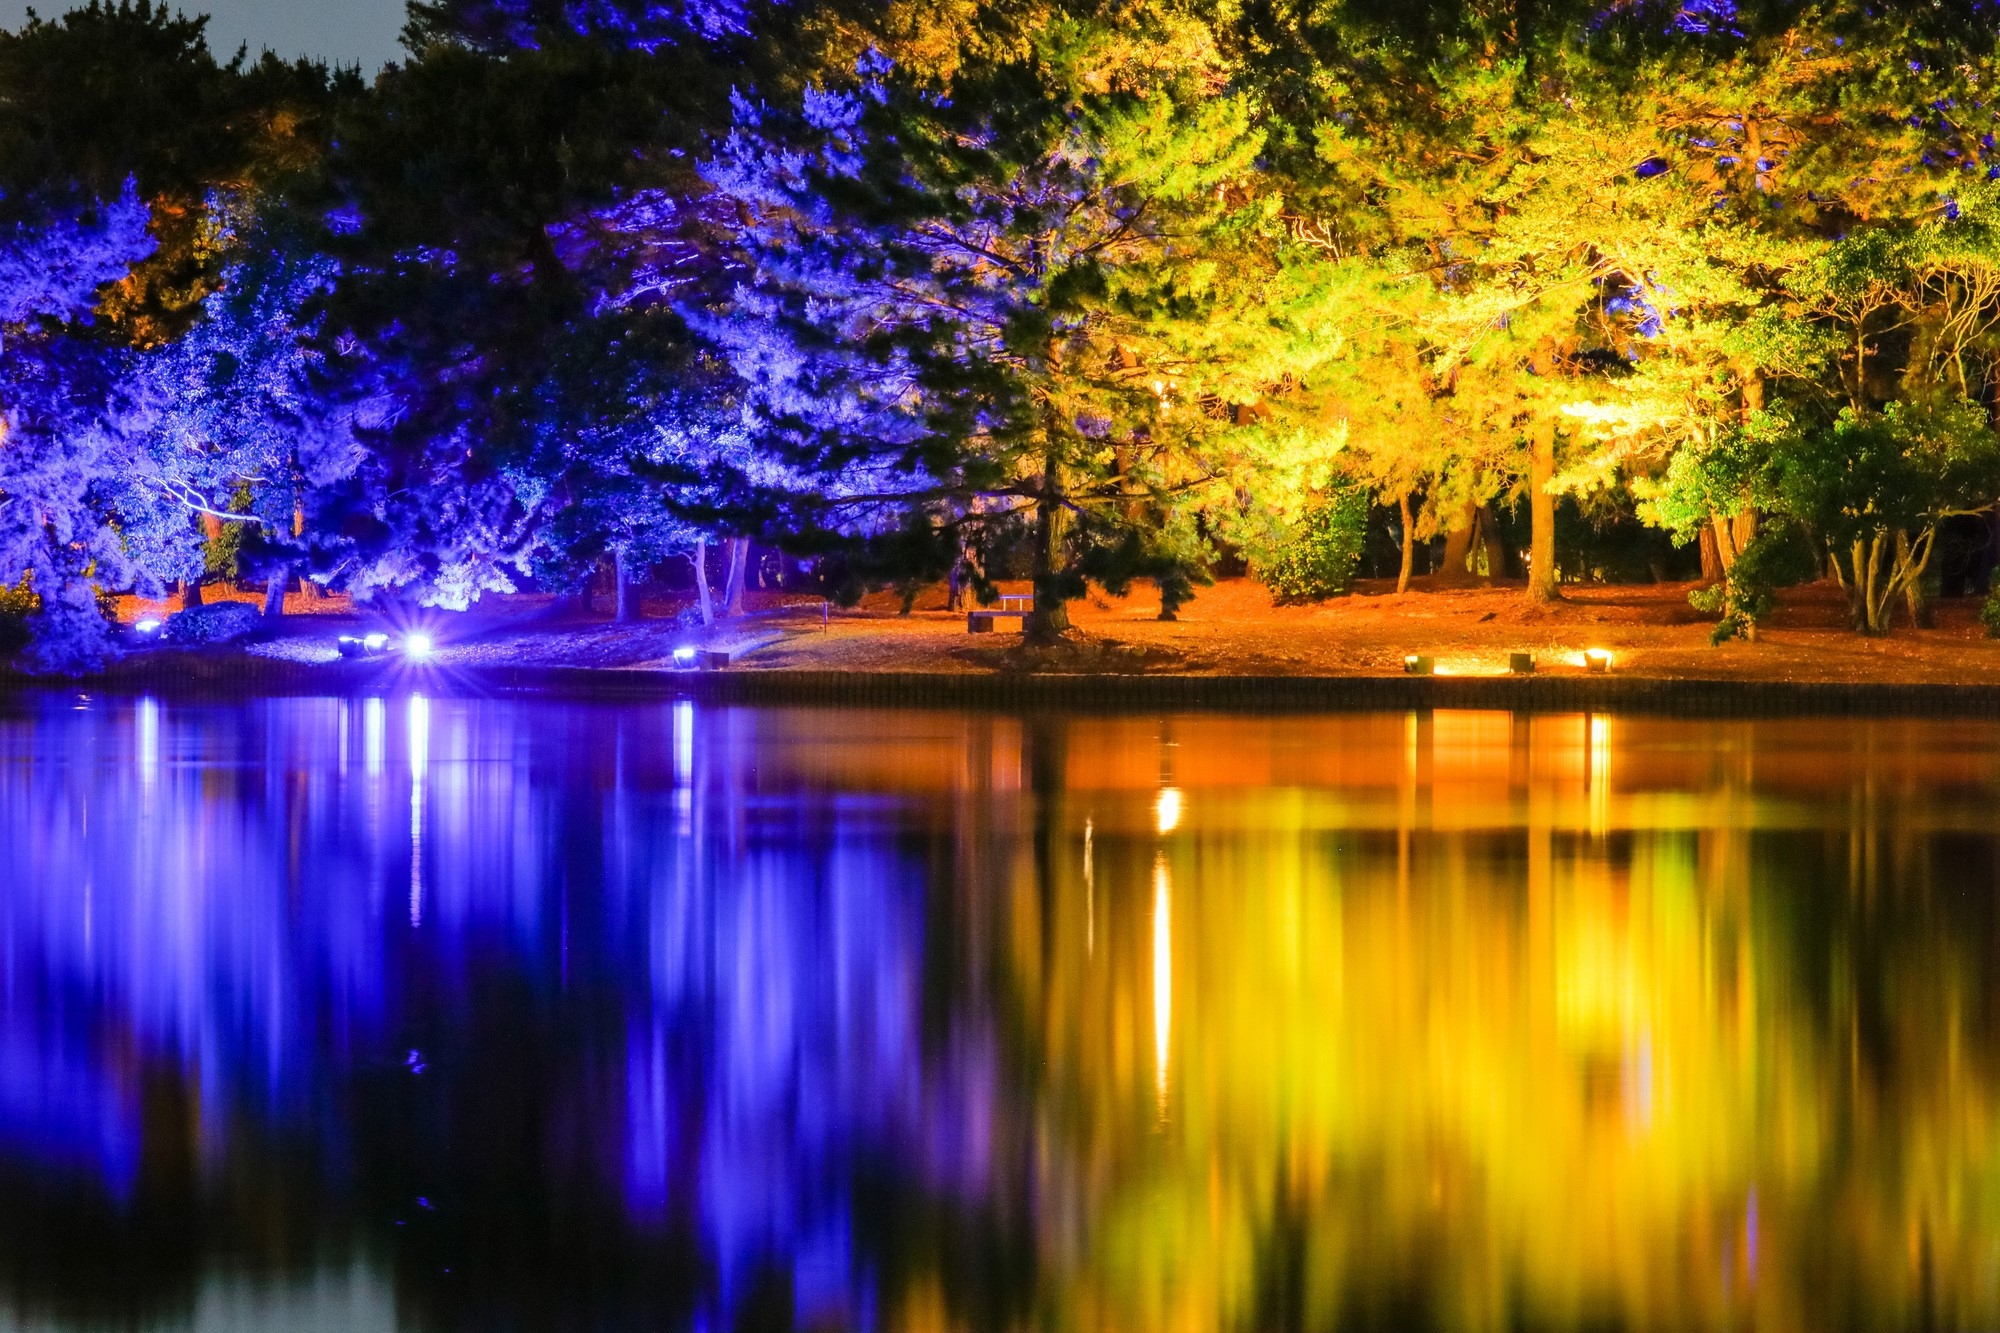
{"left": 698, "top": 7, "right": 1276, "bottom": 637}
{"left": 311, "top": 34, "right": 755, "bottom": 615}
{"left": 130, "top": 209, "right": 367, "bottom": 615}
{"left": 0, "top": 184, "right": 159, "bottom": 672}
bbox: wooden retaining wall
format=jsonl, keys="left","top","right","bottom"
{"left": 11, "top": 653, "right": 2000, "bottom": 717}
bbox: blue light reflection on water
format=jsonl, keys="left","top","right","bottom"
{"left": 0, "top": 693, "right": 1008, "bottom": 1330}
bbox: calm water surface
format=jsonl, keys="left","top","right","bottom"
{"left": 0, "top": 695, "right": 1994, "bottom": 1330}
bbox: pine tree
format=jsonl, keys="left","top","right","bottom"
{"left": 701, "top": 2, "right": 1278, "bottom": 638}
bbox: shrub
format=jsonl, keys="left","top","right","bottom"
{"left": 1262, "top": 488, "right": 1370, "bottom": 603}
{"left": 1687, "top": 583, "right": 1726, "bottom": 616}
{"left": 0, "top": 579, "right": 35, "bottom": 658}
{"left": 1982, "top": 571, "right": 2000, "bottom": 638}
{"left": 1703, "top": 521, "right": 1819, "bottom": 644}
{"left": 163, "top": 601, "right": 264, "bottom": 645}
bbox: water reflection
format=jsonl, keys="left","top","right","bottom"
{"left": 0, "top": 698, "right": 1992, "bottom": 1328}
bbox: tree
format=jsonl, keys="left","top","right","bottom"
{"left": 701, "top": 4, "right": 1280, "bottom": 639}
{"left": 0, "top": 1, "right": 346, "bottom": 666}
{"left": 130, "top": 210, "right": 364, "bottom": 616}
{"left": 0, "top": 185, "right": 158, "bottom": 671}
{"left": 1765, "top": 400, "right": 2000, "bottom": 634}
{"left": 310, "top": 33, "right": 733, "bottom": 609}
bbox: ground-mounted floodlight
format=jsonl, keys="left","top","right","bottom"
{"left": 672, "top": 646, "right": 697, "bottom": 667}
{"left": 403, "top": 633, "right": 434, "bottom": 661}
{"left": 1584, "top": 648, "right": 1612, "bottom": 673}
{"left": 1404, "top": 654, "right": 1434, "bottom": 675}
{"left": 133, "top": 618, "right": 161, "bottom": 636}
{"left": 1509, "top": 652, "right": 1535, "bottom": 674}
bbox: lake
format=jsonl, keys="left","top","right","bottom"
{"left": 0, "top": 693, "right": 1993, "bottom": 1330}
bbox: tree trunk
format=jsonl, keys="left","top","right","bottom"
{"left": 1527, "top": 423, "right": 1558, "bottom": 603}
{"left": 1028, "top": 455, "right": 1071, "bottom": 641}
{"left": 1397, "top": 491, "right": 1416, "bottom": 594}
{"left": 722, "top": 537, "right": 749, "bottom": 617}
{"left": 1741, "top": 367, "right": 1765, "bottom": 417}
{"left": 261, "top": 566, "right": 288, "bottom": 619}
{"left": 1898, "top": 528, "right": 1936, "bottom": 628}
{"left": 1436, "top": 500, "right": 1479, "bottom": 587}
{"left": 181, "top": 578, "right": 204, "bottom": 610}
{"left": 576, "top": 575, "right": 595, "bottom": 617}
{"left": 1834, "top": 533, "right": 1901, "bottom": 634}
{"left": 1699, "top": 526, "right": 1724, "bottom": 583}
{"left": 691, "top": 539, "right": 713, "bottom": 626}
{"left": 1711, "top": 515, "right": 1740, "bottom": 571}
{"left": 1731, "top": 509, "right": 1758, "bottom": 561}
{"left": 613, "top": 547, "right": 639, "bottom": 623}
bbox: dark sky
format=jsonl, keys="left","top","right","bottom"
{"left": 0, "top": 0, "right": 408, "bottom": 70}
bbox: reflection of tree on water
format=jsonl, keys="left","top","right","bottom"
{"left": 0, "top": 702, "right": 1995, "bottom": 1328}
{"left": 1009, "top": 713, "right": 2000, "bottom": 1331}
{"left": 0, "top": 698, "right": 1022, "bottom": 1330}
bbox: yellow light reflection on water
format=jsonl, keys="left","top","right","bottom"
{"left": 957, "top": 711, "right": 2000, "bottom": 1332}
{"left": 1153, "top": 852, "right": 1171, "bottom": 1116}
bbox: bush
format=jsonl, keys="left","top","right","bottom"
{"left": 0, "top": 579, "right": 35, "bottom": 658}
{"left": 1262, "top": 489, "right": 1370, "bottom": 602}
{"left": 1701, "top": 520, "right": 1818, "bottom": 644}
{"left": 1687, "top": 583, "right": 1726, "bottom": 615}
{"left": 1982, "top": 571, "right": 2000, "bottom": 638}
{"left": 163, "top": 601, "right": 264, "bottom": 645}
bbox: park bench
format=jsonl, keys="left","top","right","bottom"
{"left": 967, "top": 609, "right": 1028, "bottom": 633}
{"left": 967, "top": 593, "right": 1033, "bottom": 633}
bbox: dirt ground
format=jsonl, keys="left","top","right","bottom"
{"left": 120, "top": 574, "right": 2000, "bottom": 684}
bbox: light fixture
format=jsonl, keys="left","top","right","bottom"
{"left": 1584, "top": 648, "right": 1612, "bottom": 672}
{"left": 133, "top": 618, "right": 161, "bottom": 635}
{"left": 1155, "top": 786, "right": 1183, "bottom": 834}
{"left": 1404, "top": 654, "right": 1434, "bottom": 675}
{"left": 363, "top": 632, "right": 389, "bottom": 652}
{"left": 672, "top": 646, "right": 697, "bottom": 666}
{"left": 1509, "top": 652, "right": 1535, "bottom": 674}
{"left": 404, "top": 633, "right": 434, "bottom": 660}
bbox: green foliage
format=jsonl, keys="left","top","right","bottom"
{"left": 1687, "top": 583, "right": 1725, "bottom": 615}
{"left": 1983, "top": 573, "right": 2000, "bottom": 640}
{"left": 1260, "top": 488, "right": 1369, "bottom": 603}
{"left": 202, "top": 484, "right": 254, "bottom": 581}
{"left": 0, "top": 577, "right": 36, "bottom": 658}
{"left": 1637, "top": 416, "right": 1777, "bottom": 546}
{"left": 1704, "top": 521, "right": 1818, "bottom": 644}
{"left": 1766, "top": 400, "right": 2000, "bottom": 632}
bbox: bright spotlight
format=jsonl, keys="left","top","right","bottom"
{"left": 133, "top": 618, "right": 161, "bottom": 635}
{"left": 672, "top": 646, "right": 697, "bottom": 666}
{"left": 363, "top": 632, "right": 389, "bottom": 652}
{"left": 404, "top": 633, "right": 434, "bottom": 661}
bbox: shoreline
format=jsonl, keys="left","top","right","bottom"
{"left": 14, "top": 652, "right": 2000, "bottom": 716}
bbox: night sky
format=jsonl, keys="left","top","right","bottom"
{"left": 0, "top": 0, "right": 406, "bottom": 70}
